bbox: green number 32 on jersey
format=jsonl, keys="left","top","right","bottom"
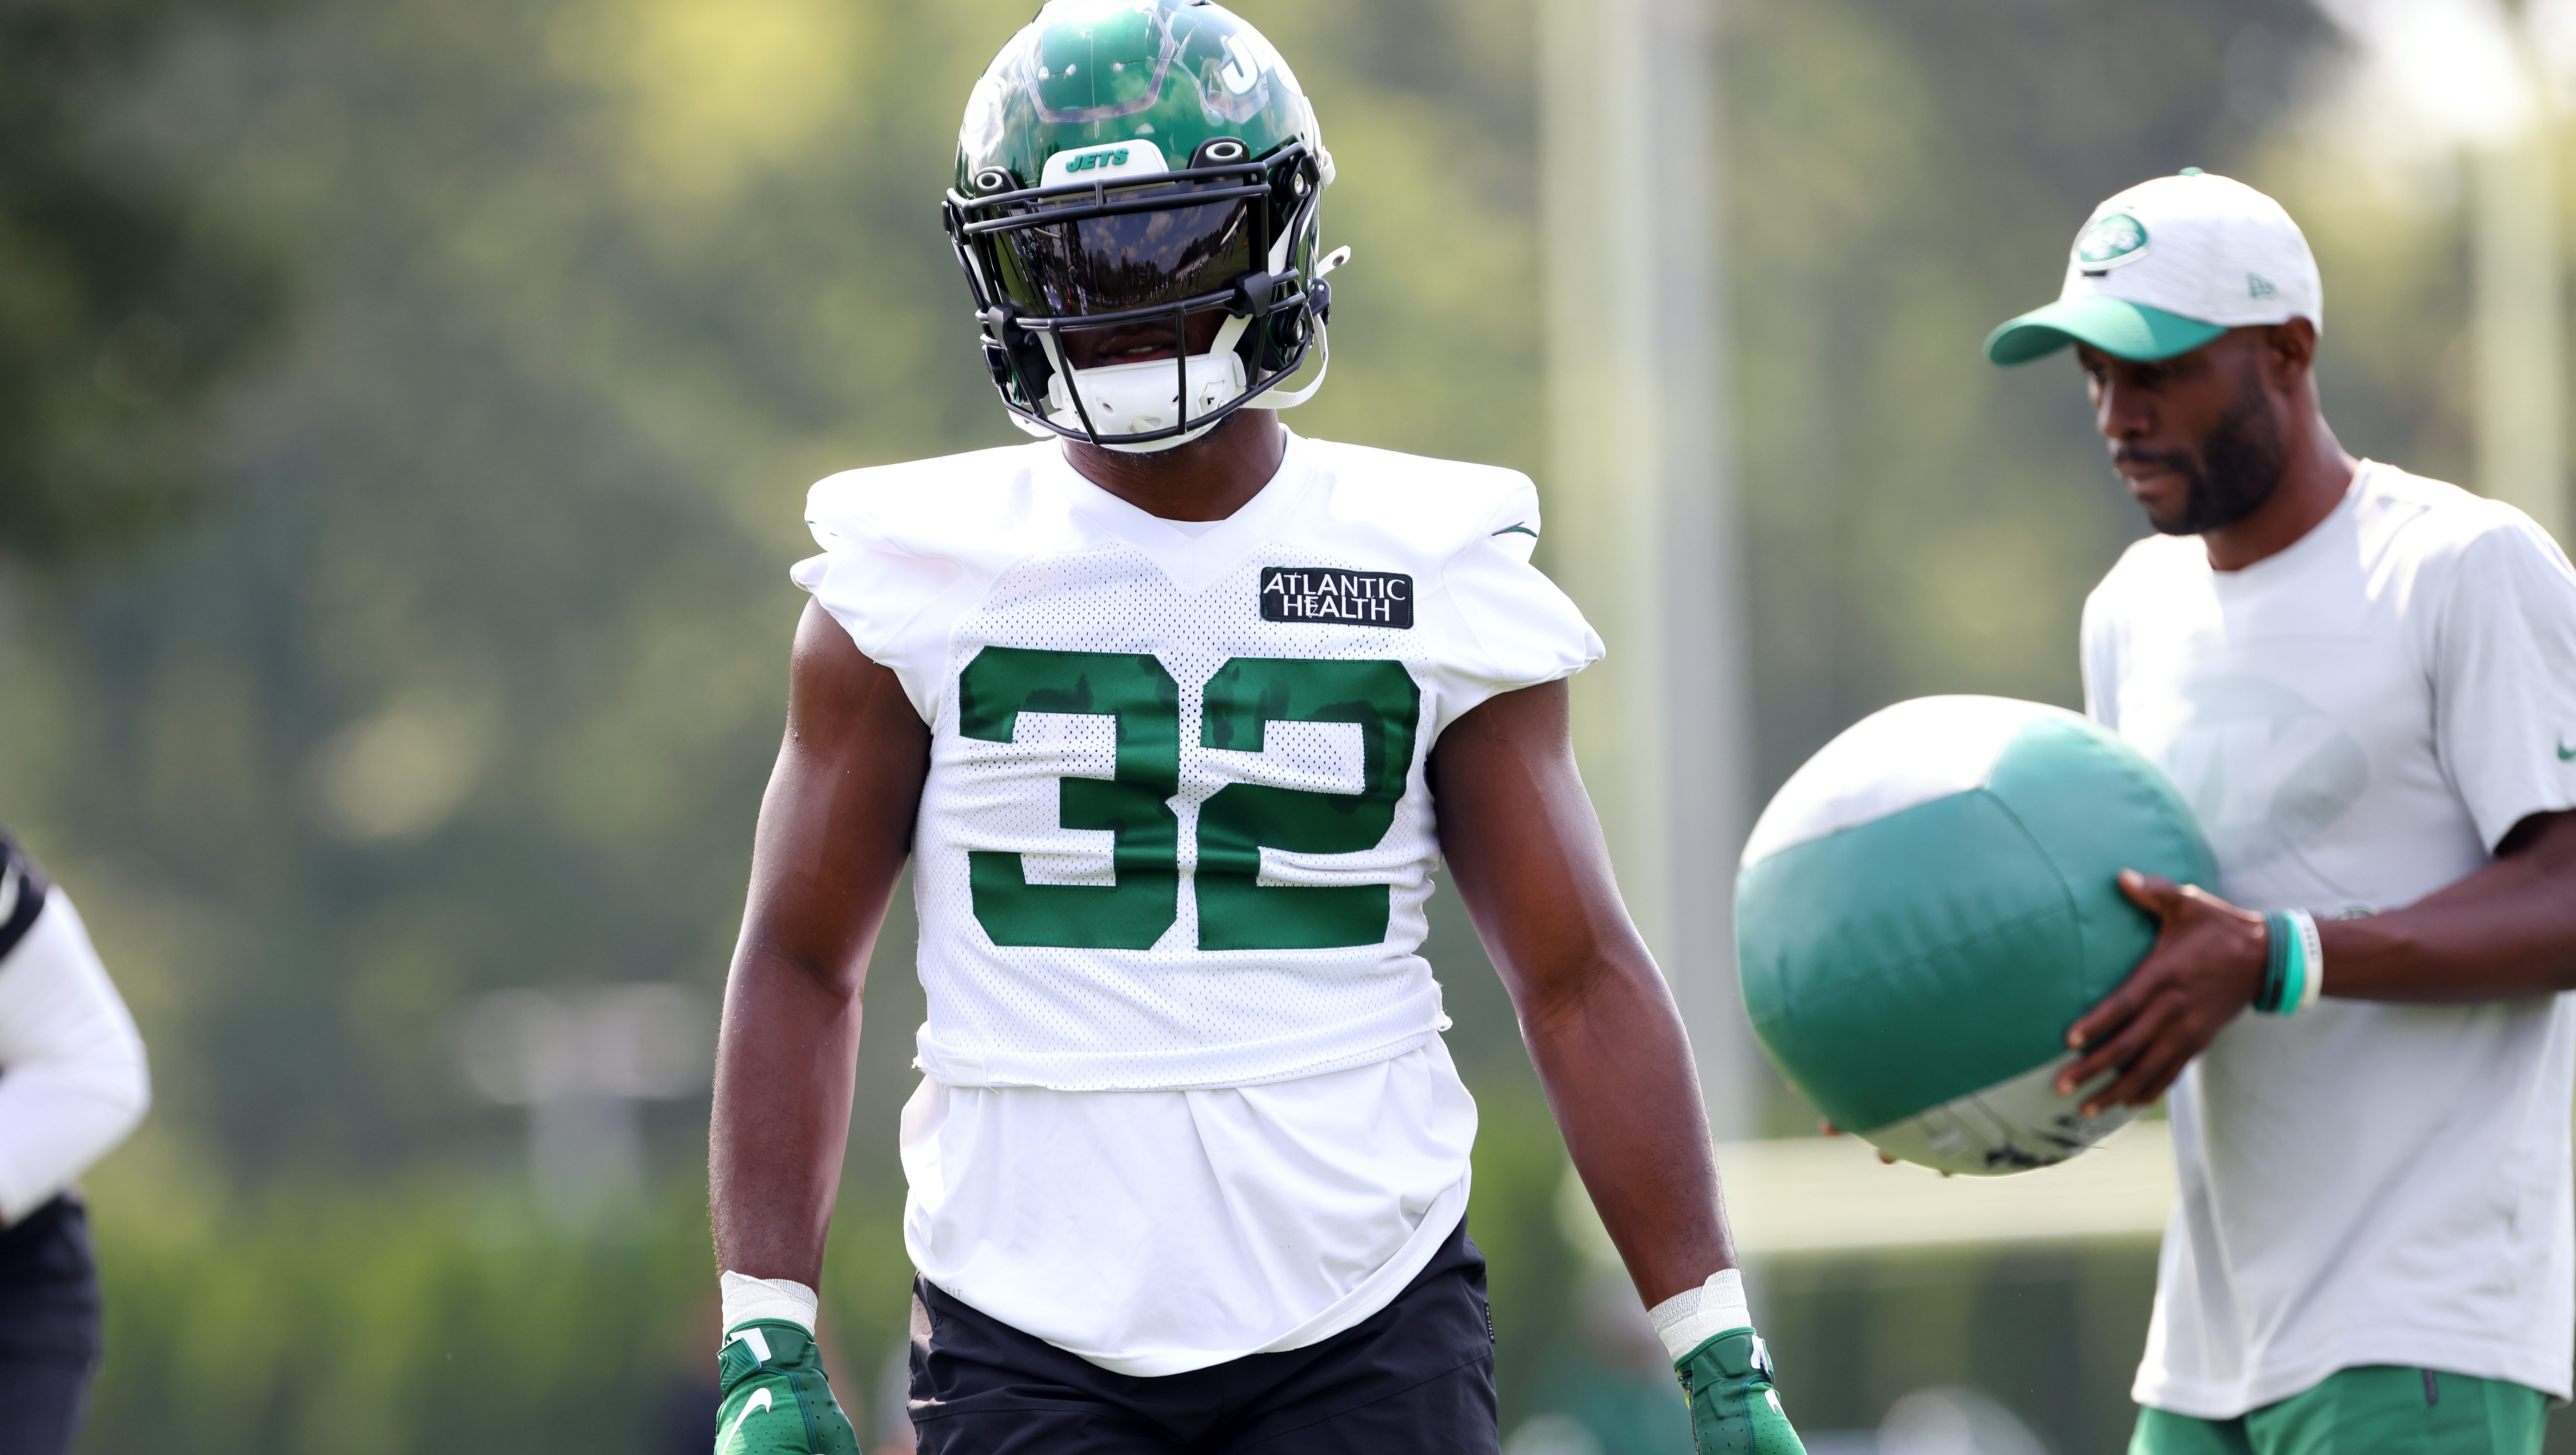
{"left": 956, "top": 647, "right": 1420, "bottom": 952}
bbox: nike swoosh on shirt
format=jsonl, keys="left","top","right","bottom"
{"left": 1492, "top": 523, "right": 1538, "bottom": 540}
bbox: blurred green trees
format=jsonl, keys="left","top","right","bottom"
{"left": 0, "top": 0, "right": 284, "bottom": 560}
{"left": 0, "top": 0, "right": 2544, "bottom": 1451}
{"left": 82, "top": 1186, "right": 733, "bottom": 1452}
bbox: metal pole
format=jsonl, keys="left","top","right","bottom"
{"left": 2471, "top": 114, "right": 2565, "bottom": 541}
{"left": 1541, "top": 0, "right": 1760, "bottom": 1140}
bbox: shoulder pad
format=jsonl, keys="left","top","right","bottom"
{"left": 805, "top": 442, "right": 1056, "bottom": 562}
{"left": 1300, "top": 440, "right": 1542, "bottom": 562}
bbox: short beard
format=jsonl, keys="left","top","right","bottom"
{"left": 2129, "top": 360, "right": 2290, "bottom": 536}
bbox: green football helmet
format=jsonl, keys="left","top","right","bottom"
{"left": 943, "top": 0, "right": 1345, "bottom": 453}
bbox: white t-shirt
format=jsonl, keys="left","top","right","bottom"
{"left": 2082, "top": 462, "right": 2576, "bottom": 1416}
{"left": 792, "top": 431, "right": 1600, "bottom": 1375}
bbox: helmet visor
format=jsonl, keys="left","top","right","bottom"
{"left": 984, "top": 189, "right": 1257, "bottom": 320}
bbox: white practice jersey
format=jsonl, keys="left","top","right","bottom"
{"left": 793, "top": 430, "right": 1600, "bottom": 1372}
{"left": 2084, "top": 463, "right": 2576, "bottom": 1416}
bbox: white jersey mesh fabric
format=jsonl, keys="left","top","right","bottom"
{"left": 793, "top": 431, "right": 1599, "bottom": 1092}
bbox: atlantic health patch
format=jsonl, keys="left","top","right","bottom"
{"left": 1258, "top": 567, "right": 1414, "bottom": 629}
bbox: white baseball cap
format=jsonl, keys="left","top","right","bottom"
{"left": 1985, "top": 168, "right": 2323, "bottom": 365}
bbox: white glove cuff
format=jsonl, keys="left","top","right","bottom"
{"left": 721, "top": 1271, "right": 819, "bottom": 1335}
{"left": 1648, "top": 1267, "right": 1751, "bottom": 1363}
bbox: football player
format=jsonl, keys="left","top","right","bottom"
{"left": 706, "top": 5, "right": 1804, "bottom": 1453}
{"left": 0, "top": 826, "right": 150, "bottom": 1455}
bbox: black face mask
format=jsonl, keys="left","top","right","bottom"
{"left": 2130, "top": 358, "right": 2292, "bottom": 536}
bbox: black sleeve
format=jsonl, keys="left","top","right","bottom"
{"left": 0, "top": 826, "right": 53, "bottom": 961}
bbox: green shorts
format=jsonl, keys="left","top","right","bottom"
{"left": 2132, "top": 1367, "right": 2547, "bottom": 1455}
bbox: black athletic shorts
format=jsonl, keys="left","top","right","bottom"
{"left": 0, "top": 1195, "right": 103, "bottom": 1455}
{"left": 908, "top": 1215, "right": 1498, "bottom": 1455}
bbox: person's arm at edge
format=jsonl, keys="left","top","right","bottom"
{"left": 1428, "top": 677, "right": 1731, "bottom": 1306}
{"left": 0, "top": 890, "right": 150, "bottom": 1223}
{"left": 710, "top": 599, "right": 931, "bottom": 1289}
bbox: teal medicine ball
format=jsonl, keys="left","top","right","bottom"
{"left": 1736, "top": 696, "right": 2215, "bottom": 1176}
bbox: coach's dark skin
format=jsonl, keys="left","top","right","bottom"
{"left": 709, "top": 405, "right": 1732, "bottom": 1310}
{"left": 2052, "top": 321, "right": 2576, "bottom": 1114}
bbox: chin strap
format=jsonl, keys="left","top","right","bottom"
{"left": 1207, "top": 311, "right": 1252, "bottom": 369}
{"left": 1263, "top": 321, "right": 1329, "bottom": 410}
{"left": 1264, "top": 246, "right": 1346, "bottom": 411}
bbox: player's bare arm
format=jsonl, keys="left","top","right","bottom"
{"left": 2063, "top": 810, "right": 2576, "bottom": 1113}
{"left": 1428, "top": 678, "right": 1728, "bottom": 1307}
{"left": 710, "top": 602, "right": 929, "bottom": 1289}
{"left": 1435, "top": 678, "right": 1794, "bottom": 1448}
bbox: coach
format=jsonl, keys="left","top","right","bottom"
{"left": 1986, "top": 170, "right": 2576, "bottom": 1454}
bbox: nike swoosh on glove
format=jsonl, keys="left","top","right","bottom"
{"left": 716, "top": 1321, "right": 863, "bottom": 1455}
{"left": 1676, "top": 1327, "right": 1807, "bottom": 1455}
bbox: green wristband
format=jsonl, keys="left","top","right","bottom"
{"left": 2260, "top": 912, "right": 2291, "bottom": 1014}
{"left": 2259, "top": 911, "right": 2312, "bottom": 1017}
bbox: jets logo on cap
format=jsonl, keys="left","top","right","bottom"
{"left": 2073, "top": 212, "right": 2150, "bottom": 272}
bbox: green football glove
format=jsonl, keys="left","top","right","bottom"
{"left": 1675, "top": 1327, "right": 1807, "bottom": 1455}
{"left": 715, "top": 1321, "right": 862, "bottom": 1455}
